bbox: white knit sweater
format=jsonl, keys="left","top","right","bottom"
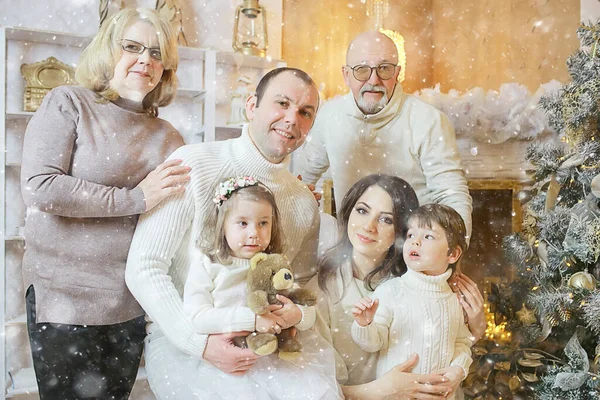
{"left": 183, "top": 255, "right": 316, "bottom": 334}
{"left": 125, "top": 125, "right": 320, "bottom": 359}
{"left": 306, "top": 261, "right": 379, "bottom": 386}
{"left": 351, "top": 268, "right": 473, "bottom": 383}
{"left": 295, "top": 86, "right": 473, "bottom": 238}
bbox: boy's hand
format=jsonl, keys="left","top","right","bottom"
{"left": 352, "top": 297, "right": 379, "bottom": 327}
{"left": 271, "top": 294, "right": 302, "bottom": 329}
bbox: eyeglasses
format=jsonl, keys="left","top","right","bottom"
{"left": 119, "top": 39, "right": 162, "bottom": 61}
{"left": 346, "top": 63, "right": 398, "bottom": 81}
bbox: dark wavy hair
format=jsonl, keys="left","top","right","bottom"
{"left": 318, "top": 174, "right": 419, "bottom": 296}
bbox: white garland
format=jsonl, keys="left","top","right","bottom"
{"left": 413, "top": 81, "right": 563, "bottom": 144}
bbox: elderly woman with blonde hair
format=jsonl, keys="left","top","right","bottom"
{"left": 21, "top": 7, "right": 188, "bottom": 399}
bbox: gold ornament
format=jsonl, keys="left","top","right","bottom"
{"left": 567, "top": 271, "right": 597, "bottom": 291}
{"left": 595, "top": 344, "right": 600, "bottom": 364}
{"left": 20, "top": 57, "right": 75, "bottom": 112}
{"left": 562, "top": 78, "right": 600, "bottom": 147}
{"left": 516, "top": 304, "right": 537, "bottom": 326}
{"left": 521, "top": 210, "right": 539, "bottom": 240}
{"left": 546, "top": 312, "right": 560, "bottom": 327}
{"left": 509, "top": 375, "right": 522, "bottom": 391}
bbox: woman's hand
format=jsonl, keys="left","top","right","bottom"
{"left": 137, "top": 159, "right": 191, "bottom": 211}
{"left": 343, "top": 354, "right": 451, "bottom": 399}
{"left": 271, "top": 295, "right": 302, "bottom": 328}
{"left": 452, "top": 273, "right": 485, "bottom": 342}
{"left": 430, "top": 365, "right": 464, "bottom": 399}
{"left": 352, "top": 296, "right": 379, "bottom": 327}
{"left": 203, "top": 331, "right": 259, "bottom": 376}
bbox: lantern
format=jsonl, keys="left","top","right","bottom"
{"left": 232, "top": 0, "right": 268, "bottom": 57}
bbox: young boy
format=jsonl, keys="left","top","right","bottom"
{"left": 351, "top": 203, "right": 473, "bottom": 399}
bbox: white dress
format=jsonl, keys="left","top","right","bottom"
{"left": 149, "top": 254, "right": 342, "bottom": 400}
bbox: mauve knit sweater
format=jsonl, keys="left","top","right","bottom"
{"left": 21, "top": 85, "right": 184, "bottom": 326}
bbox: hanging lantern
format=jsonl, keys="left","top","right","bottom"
{"left": 232, "top": 0, "right": 268, "bottom": 58}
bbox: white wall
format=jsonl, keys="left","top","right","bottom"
{"left": 581, "top": 0, "right": 600, "bottom": 23}
{"left": 0, "top": 0, "right": 283, "bottom": 58}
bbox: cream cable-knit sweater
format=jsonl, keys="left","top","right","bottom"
{"left": 126, "top": 126, "right": 319, "bottom": 358}
{"left": 183, "top": 255, "right": 316, "bottom": 334}
{"left": 295, "top": 86, "right": 473, "bottom": 239}
{"left": 351, "top": 268, "right": 473, "bottom": 387}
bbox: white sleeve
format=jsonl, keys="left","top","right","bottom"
{"left": 450, "top": 321, "right": 474, "bottom": 380}
{"left": 294, "top": 111, "right": 330, "bottom": 185}
{"left": 350, "top": 285, "right": 392, "bottom": 353}
{"left": 306, "top": 276, "right": 349, "bottom": 385}
{"left": 125, "top": 157, "right": 207, "bottom": 359}
{"left": 419, "top": 111, "right": 473, "bottom": 240}
{"left": 183, "top": 257, "right": 256, "bottom": 334}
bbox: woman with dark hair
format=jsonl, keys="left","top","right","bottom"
{"left": 308, "top": 174, "right": 485, "bottom": 399}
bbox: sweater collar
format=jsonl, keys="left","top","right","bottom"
{"left": 343, "top": 84, "right": 406, "bottom": 144}
{"left": 111, "top": 96, "right": 146, "bottom": 114}
{"left": 231, "top": 124, "right": 291, "bottom": 181}
{"left": 402, "top": 268, "right": 453, "bottom": 294}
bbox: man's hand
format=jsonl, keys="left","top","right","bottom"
{"left": 297, "top": 175, "right": 322, "bottom": 205}
{"left": 203, "top": 331, "right": 260, "bottom": 376}
{"left": 352, "top": 296, "right": 379, "bottom": 327}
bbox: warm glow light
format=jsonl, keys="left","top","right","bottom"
{"left": 483, "top": 302, "right": 511, "bottom": 343}
{"left": 379, "top": 29, "right": 406, "bottom": 83}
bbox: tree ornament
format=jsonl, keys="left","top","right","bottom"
{"left": 567, "top": 271, "right": 597, "bottom": 290}
{"left": 546, "top": 312, "right": 560, "bottom": 327}
{"left": 516, "top": 304, "right": 537, "bottom": 326}
{"left": 521, "top": 209, "right": 539, "bottom": 240}
{"left": 594, "top": 344, "right": 600, "bottom": 364}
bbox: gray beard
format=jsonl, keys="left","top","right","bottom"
{"left": 357, "top": 85, "right": 389, "bottom": 114}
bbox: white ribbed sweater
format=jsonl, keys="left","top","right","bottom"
{"left": 125, "top": 126, "right": 320, "bottom": 358}
{"left": 351, "top": 268, "right": 473, "bottom": 383}
{"left": 295, "top": 86, "right": 473, "bottom": 239}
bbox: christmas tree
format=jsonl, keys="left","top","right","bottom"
{"left": 488, "top": 21, "right": 600, "bottom": 399}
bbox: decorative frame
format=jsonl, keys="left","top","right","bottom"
{"left": 20, "top": 56, "right": 76, "bottom": 112}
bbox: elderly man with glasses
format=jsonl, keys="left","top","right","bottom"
{"left": 296, "top": 30, "right": 472, "bottom": 239}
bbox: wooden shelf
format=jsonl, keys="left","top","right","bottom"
{"left": 5, "top": 235, "right": 24, "bottom": 242}
{"left": 5, "top": 314, "right": 26, "bottom": 326}
{"left": 6, "top": 27, "right": 92, "bottom": 48}
{"left": 177, "top": 88, "right": 205, "bottom": 99}
{"left": 216, "top": 51, "right": 285, "bottom": 69}
{"left": 6, "top": 111, "right": 34, "bottom": 120}
{"left": 6, "top": 366, "right": 147, "bottom": 397}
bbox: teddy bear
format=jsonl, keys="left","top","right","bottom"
{"left": 245, "top": 252, "right": 316, "bottom": 360}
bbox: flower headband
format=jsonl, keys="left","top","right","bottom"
{"left": 213, "top": 175, "right": 258, "bottom": 206}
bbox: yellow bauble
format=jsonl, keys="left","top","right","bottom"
{"left": 567, "top": 271, "right": 597, "bottom": 291}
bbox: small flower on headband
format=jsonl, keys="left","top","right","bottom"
{"left": 213, "top": 175, "right": 258, "bottom": 206}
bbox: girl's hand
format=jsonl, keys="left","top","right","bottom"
{"left": 430, "top": 365, "right": 464, "bottom": 399}
{"left": 271, "top": 295, "right": 302, "bottom": 328}
{"left": 137, "top": 159, "right": 191, "bottom": 212}
{"left": 452, "top": 273, "right": 485, "bottom": 342}
{"left": 255, "top": 311, "right": 286, "bottom": 334}
{"left": 352, "top": 297, "right": 379, "bottom": 327}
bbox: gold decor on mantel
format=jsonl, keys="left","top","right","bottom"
{"left": 20, "top": 56, "right": 76, "bottom": 112}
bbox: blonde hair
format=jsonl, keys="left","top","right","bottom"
{"left": 75, "top": 7, "right": 179, "bottom": 116}
{"left": 199, "top": 184, "right": 285, "bottom": 264}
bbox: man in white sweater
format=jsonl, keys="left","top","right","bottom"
{"left": 295, "top": 31, "right": 473, "bottom": 238}
{"left": 124, "top": 68, "right": 321, "bottom": 394}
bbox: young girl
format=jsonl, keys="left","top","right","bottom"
{"left": 182, "top": 176, "right": 342, "bottom": 400}
{"left": 351, "top": 204, "right": 473, "bottom": 399}
{"left": 308, "top": 174, "right": 485, "bottom": 399}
